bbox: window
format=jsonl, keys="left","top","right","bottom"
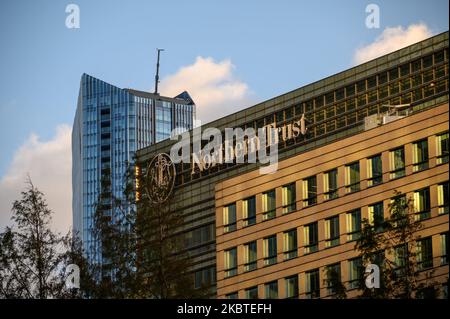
{"left": 285, "top": 276, "right": 299, "bottom": 299}
{"left": 325, "top": 215, "right": 340, "bottom": 248}
{"left": 263, "top": 235, "right": 277, "bottom": 266}
{"left": 417, "top": 237, "right": 433, "bottom": 270}
{"left": 194, "top": 267, "right": 215, "bottom": 288}
{"left": 282, "top": 183, "right": 296, "bottom": 214}
{"left": 224, "top": 247, "right": 237, "bottom": 278}
{"left": 304, "top": 222, "right": 318, "bottom": 254}
{"left": 262, "top": 190, "right": 276, "bottom": 221}
{"left": 390, "top": 195, "right": 408, "bottom": 227}
{"left": 242, "top": 196, "right": 256, "bottom": 227}
{"left": 413, "top": 188, "right": 430, "bottom": 220}
{"left": 305, "top": 269, "right": 320, "bottom": 299}
{"left": 436, "top": 132, "right": 449, "bottom": 164}
{"left": 325, "top": 263, "right": 342, "bottom": 295}
{"left": 441, "top": 232, "right": 448, "bottom": 265}
{"left": 367, "top": 154, "right": 382, "bottom": 186}
{"left": 368, "top": 202, "right": 384, "bottom": 231}
{"left": 243, "top": 241, "right": 257, "bottom": 272}
{"left": 245, "top": 286, "right": 258, "bottom": 299}
{"left": 348, "top": 257, "right": 363, "bottom": 289}
{"left": 389, "top": 147, "right": 405, "bottom": 179}
{"left": 346, "top": 209, "right": 361, "bottom": 241}
{"left": 283, "top": 229, "right": 298, "bottom": 260}
{"left": 412, "top": 139, "right": 429, "bottom": 172}
{"left": 226, "top": 292, "right": 238, "bottom": 299}
{"left": 324, "top": 169, "right": 338, "bottom": 200}
{"left": 345, "top": 162, "right": 360, "bottom": 193}
{"left": 437, "top": 182, "right": 449, "bottom": 215}
{"left": 223, "top": 203, "right": 236, "bottom": 233}
{"left": 302, "top": 176, "right": 317, "bottom": 207}
{"left": 394, "top": 244, "right": 407, "bottom": 273}
{"left": 264, "top": 281, "right": 278, "bottom": 299}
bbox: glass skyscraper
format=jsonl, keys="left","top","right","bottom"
{"left": 72, "top": 73, "right": 195, "bottom": 263}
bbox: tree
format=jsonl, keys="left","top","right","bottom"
{"left": 323, "top": 266, "right": 347, "bottom": 299}
{"left": 0, "top": 178, "right": 78, "bottom": 298}
{"left": 355, "top": 190, "right": 439, "bottom": 299}
{"left": 82, "top": 162, "right": 208, "bottom": 298}
{"left": 135, "top": 199, "right": 208, "bottom": 299}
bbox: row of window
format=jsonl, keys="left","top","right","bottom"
{"left": 176, "top": 48, "right": 448, "bottom": 186}
{"left": 225, "top": 232, "right": 448, "bottom": 299}
{"left": 223, "top": 132, "right": 449, "bottom": 232}
{"left": 223, "top": 183, "right": 449, "bottom": 278}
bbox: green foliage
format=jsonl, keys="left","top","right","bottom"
{"left": 0, "top": 178, "right": 78, "bottom": 298}
{"left": 355, "top": 190, "right": 438, "bottom": 299}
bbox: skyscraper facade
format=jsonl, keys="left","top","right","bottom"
{"left": 72, "top": 73, "right": 195, "bottom": 262}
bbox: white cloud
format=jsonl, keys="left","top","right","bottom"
{"left": 160, "top": 56, "right": 254, "bottom": 124}
{"left": 0, "top": 124, "right": 72, "bottom": 234}
{"left": 353, "top": 23, "right": 434, "bottom": 65}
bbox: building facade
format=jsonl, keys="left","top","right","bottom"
{"left": 136, "top": 31, "right": 449, "bottom": 297}
{"left": 72, "top": 73, "right": 195, "bottom": 263}
{"left": 215, "top": 103, "right": 448, "bottom": 298}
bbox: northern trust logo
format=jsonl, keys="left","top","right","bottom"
{"left": 168, "top": 113, "right": 308, "bottom": 176}
{"left": 145, "top": 153, "right": 176, "bottom": 204}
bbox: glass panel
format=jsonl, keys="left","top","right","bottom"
{"left": 302, "top": 176, "right": 317, "bottom": 206}
{"left": 262, "top": 189, "right": 276, "bottom": 220}
{"left": 224, "top": 247, "right": 237, "bottom": 277}
{"left": 345, "top": 162, "right": 360, "bottom": 193}
{"left": 283, "top": 229, "right": 297, "bottom": 260}
{"left": 346, "top": 209, "right": 361, "bottom": 241}
{"left": 324, "top": 169, "right": 338, "bottom": 200}
{"left": 414, "top": 188, "right": 431, "bottom": 220}
{"left": 304, "top": 222, "right": 318, "bottom": 254}
{"left": 223, "top": 203, "right": 236, "bottom": 232}
{"left": 282, "top": 183, "right": 296, "bottom": 214}
{"left": 412, "top": 139, "right": 429, "bottom": 172}
{"left": 242, "top": 196, "right": 256, "bottom": 226}
{"left": 285, "top": 276, "right": 299, "bottom": 299}
{"left": 437, "top": 182, "right": 449, "bottom": 215}
{"left": 367, "top": 154, "right": 382, "bottom": 186}
{"left": 263, "top": 235, "right": 277, "bottom": 266}
{"left": 244, "top": 241, "right": 257, "bottom": 272}
{"left": 389, "top": 147, "right": 405, "bottom": 179}
{"left": 305, "top": 269, "right": 320, "bottom": 299}
{"left": 325, "top": 216, "right": 340, "bottom": 247}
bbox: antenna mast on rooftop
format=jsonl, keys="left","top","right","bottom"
{"left": 154, "top": 48, "right": 164, "bottom": 95}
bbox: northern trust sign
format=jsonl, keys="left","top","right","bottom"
{"left": 166, "top": 113, "right": 308, "bottom": 176}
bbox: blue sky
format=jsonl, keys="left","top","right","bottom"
{"left": 0, "top": 0, "right": 448, "bottom": 176}
{"left": 0, "top": 0, "right": 448, "bottom": 232}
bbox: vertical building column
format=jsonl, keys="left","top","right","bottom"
{"left": 405, "top": 143, "right": 413, "bottom": 175}
{"left": 257, "top": 238, "right": 264, "bottom": 269}
{"left": 431, "top": 234, "right": 440, "bottom": 268}
{"left": 317, "top": 172, "right": 324, "bottom": 204}
{"left": 428, "top": 135, "right": 437, "bottom": 168}
{"left": 237, "top": 244, "right": 244, "bottom": 275}
{"left": 296, "top": 180, "right": 303, "bottom": 211}
{"left": 278, "top": 278, "right": 286, "bottom": 299}
{"left": 337, "top": 165, "right": 346, "bottom": 197}
{"left": 277, "top": 232, "right": 284, "bottom": 264}
{"left": 297, "top": 226, "right": 304, "bottom": 257}
{"left": 339, "top": 213, "right": 347, "bottom": 246}
{"left": 298, "top": 273, "right": 305, "bottom": 299}
{"left": 381, "top": 151, "right": 390, "bottom": 183}
{"left": 318, "top": 219, "right": 326, "bottom": 251}
{"left": 360, "top": 158, "right": 368, "bottom": 191}
{"left": 340, "top": 261, "right": 348, "bottom": 293}
{"left": 276, "top": 186, "right": 282, "bottom": 218}
{"left": 256, "top": 193, "right": 263, "bottom": 223}
{"left": 430, "top": 184, "right": 439, "bottom": 218}
{"left": 236, "top": 200, "right": 243, "bottom": 230}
